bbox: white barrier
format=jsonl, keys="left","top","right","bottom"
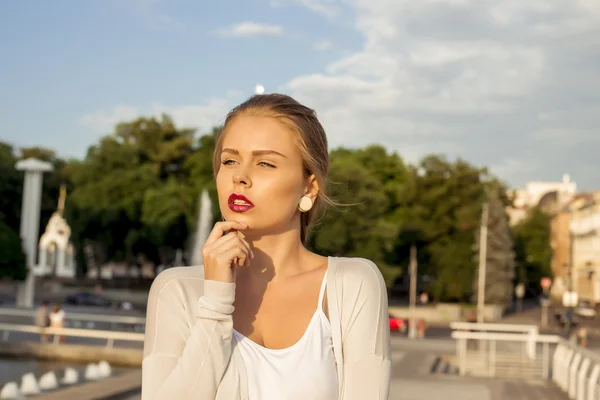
{"left": 0, "top": 308, "right": 146, "bottom": 326}
{"left": 549, "top": 340, "right": 600, "bottom": 400}
{"left": 0, "top": 323, "right": 144, "bottom": 348}
{"left": 452, "top": 323, "right": 600, "bottom": 400}
{"left": 450, "top": 322, "right": 539, "bottom": 359}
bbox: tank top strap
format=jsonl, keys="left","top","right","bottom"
{"left": 317, "top": 269, "right": 328, "bottom": 312}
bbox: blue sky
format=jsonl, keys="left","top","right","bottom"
{"left": 1, "top": 0, "right": 599, "bottom": 191}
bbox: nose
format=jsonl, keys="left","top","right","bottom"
{"left": 233, "top": 167, "right": 252, "bottom": 188}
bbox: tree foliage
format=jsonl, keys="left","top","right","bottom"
{"left": 0, "top": 114, "right": 551, "bottom": 303}
{"left": 472, "top": 186, "right": 516, "bottom": 307}
{"left": 512, "top": 206, "right": 553, "bottom": 294}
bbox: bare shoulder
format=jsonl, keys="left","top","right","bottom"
{"left": 331, "top": 257, "right": 387, "bottom": 296}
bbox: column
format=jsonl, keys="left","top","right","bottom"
{"left": 15, "top": 158, "right": 53, "bottom": 308}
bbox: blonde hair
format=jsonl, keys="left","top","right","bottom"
{"left": 213, "top": 94, "right": 332, "bottom": 243}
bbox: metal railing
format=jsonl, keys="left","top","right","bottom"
{"left": 449, "top": 322, "right": 539, "bottom": 359}
{"left": 451, "top": 329, "right": 559, "bottom": 380}
{"left": 451, "top": 322, "right": 600, "bottom": 400}
{"left": 0, "top": 308, "right": 146, "bottom": 331}
{"left": 0, "top": 323, "right": 144, "bottom": 348}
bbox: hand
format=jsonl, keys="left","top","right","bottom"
{"left": 201, "top": 221, "right": 254, "bottom": 283}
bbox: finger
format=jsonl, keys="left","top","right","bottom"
{"left": 217, "top": 235, "right": 252, "bottom": 264}
{"left": 217, "top": 246, "right": 249, "bottom": 268}
{"left": 204, "top": 231, "right": 253, "bottom": 259}
{"left": 205, "top": 221, "right": 248, "bottom": 245}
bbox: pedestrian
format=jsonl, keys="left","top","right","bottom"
{"left": 417, "top": 318, "right": 427, "bottom": 338}
{"left": 34, "top": 301, "right": 50, "bottom": 342}
{"left": 577, "top": 327, "right": 588, "bottom": 348}
{"left": 49, "top": 303, "right": 66, "bottom": 343}
{"left": 142, "top": 94, "right": 391, "bottom": 400}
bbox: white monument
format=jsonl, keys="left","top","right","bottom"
{"left": 32, "top": 184, "right": 76, "bottom": 278}
{"left": 15, "top": 158, "right": 53, "bottom": 308}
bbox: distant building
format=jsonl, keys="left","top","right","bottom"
{"left": 507, "top": 174, "right": 577, "bottom": 226}
{"left": 569, "top": 191, "right": 600, "bottom": 304}
{"left": 549, "top": 193, "right": 591, "bottom": 301}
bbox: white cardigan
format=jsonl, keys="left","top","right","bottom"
{"left": 141, "top": 257, "right": 391, "bottom": 399}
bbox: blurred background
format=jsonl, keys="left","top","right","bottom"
{"left": 0, "top": 1, "right": 599, "bottom": 399}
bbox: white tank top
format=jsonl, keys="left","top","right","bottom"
{"left": 232, "top": 270, "right": 338, "bottom": 400}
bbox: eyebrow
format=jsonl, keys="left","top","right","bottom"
{"left": 221, "top": 148, "right": 288, "bottom": 158}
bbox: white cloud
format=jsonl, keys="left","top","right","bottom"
{"left": 79, "top": 106, "right": 141, "bottom": 133}
{"left": 281, "top": 0, "right": 600, "bottom": 189}
{"left": 271, "top": 0, "right": 340, "bottom": 19}
{"left": 79, "top": 99, "right": 232, "bottom": 134}
{"left": 314, "top": 39, "right": 333, "bottom": 51}
{"left": 217, "top": 22, "right": 284, "bottom": 37}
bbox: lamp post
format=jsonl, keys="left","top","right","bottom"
{"left": 477, "top": 202, "right": 489, "bottom": 323}
{"left": 15, "top": 158, "right": 53, "bottom": 308}
{"left": 408, "top": 244, "right": 418, "bottom": 339}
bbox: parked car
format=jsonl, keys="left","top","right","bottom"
{"left": 65, "top": 292, "right": 112, "bottom": 307}
{"left": 389, "top": 314, "right": 406, "bottom": 333}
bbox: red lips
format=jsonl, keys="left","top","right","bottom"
{"left": 228, "top": 193, "right": 255, "bottom": 213}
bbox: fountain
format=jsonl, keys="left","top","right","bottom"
{"left": 97, "top": 361, "right": 112, "bottom": 378}
{"left": 20, "top": 373, "right": 40, "bottom": 395}
{"left": 190, "top": 190, "right": 213, "bottom": 266}
{"left": 0, "top": 382, "right": 22, "bottom": 399}
{"left": 38, "top": 371, "right": 58, "bottom": 390}
{"left": 61, "top": 368, "right": 78, "bottom": 385}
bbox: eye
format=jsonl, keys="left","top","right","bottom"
{"left": 222, "top": 159, "right": 236, "bottom": 165}
{"left": 258, "top": 161, "right": 276, "bottom": 168}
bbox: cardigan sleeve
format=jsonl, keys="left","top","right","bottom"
{"left": 141, "top": 270, "right": 236, "bottom": 400}
{"left": 340, "top": 259, "right": 392, "bottom": 399}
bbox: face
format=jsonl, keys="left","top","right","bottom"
{"left": 216, "top": 115, "right": 317, "bottom": 236}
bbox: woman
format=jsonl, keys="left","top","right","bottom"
{"left": 48, "top": 303, "right": 65, "bottom": 343}
{"left": 142, "top": 94, "right": 391, "bottom": 399}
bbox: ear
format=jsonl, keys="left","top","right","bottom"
{"left": 304, "top": 174, "right": 319, "bottom": 199}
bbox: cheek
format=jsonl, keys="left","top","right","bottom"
{"left": 216, "top": 170, "right": 231, "bottom": 201}
{"left": 258, "top": 172, "right": 304, "bottom": 207}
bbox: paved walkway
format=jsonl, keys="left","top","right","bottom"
{"left": 389, "top": 336, "right": 568, "bottom": 400}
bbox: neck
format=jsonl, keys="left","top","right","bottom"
{"left": 244, "top": 227, "right": 308, "bottom": 279}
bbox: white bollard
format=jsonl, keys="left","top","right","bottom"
{"left": 61, "top": 368, "right": 79, "bottom": 385}
{"left": 39, "top": 371, "right": 59, "bottom": 391}
{"left": 20, "top": 373, "right": 40, "bottom": 395}
{"left": 0, "top": 382, "right": 22, "bottom": 399}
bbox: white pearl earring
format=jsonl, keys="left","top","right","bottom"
{"left": 298, "top": 195, "right": 313, "bottom": 212}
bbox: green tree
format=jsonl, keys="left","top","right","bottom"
{"left": 512, "top": 206, "right": 552, "bottom": 294}
{"left": 307, "top": 146, "right": 411, "bottom": 286}
{"left": 410, "top": 155, "right": 489, "bottom": 302}
{"left": 472, "top": 186, "right": 516, "bottom": 307}
{"left": 184, "top": 127, "right": 222, "bottom": 222}
{"left": 68, "top": 114, "right": 197, "bottom": 270}
{"left": 0, "top": 142, "right": 22, "bottom": 232}
{"left": 0, "top": 217, "right": 27, "bottom": 280}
